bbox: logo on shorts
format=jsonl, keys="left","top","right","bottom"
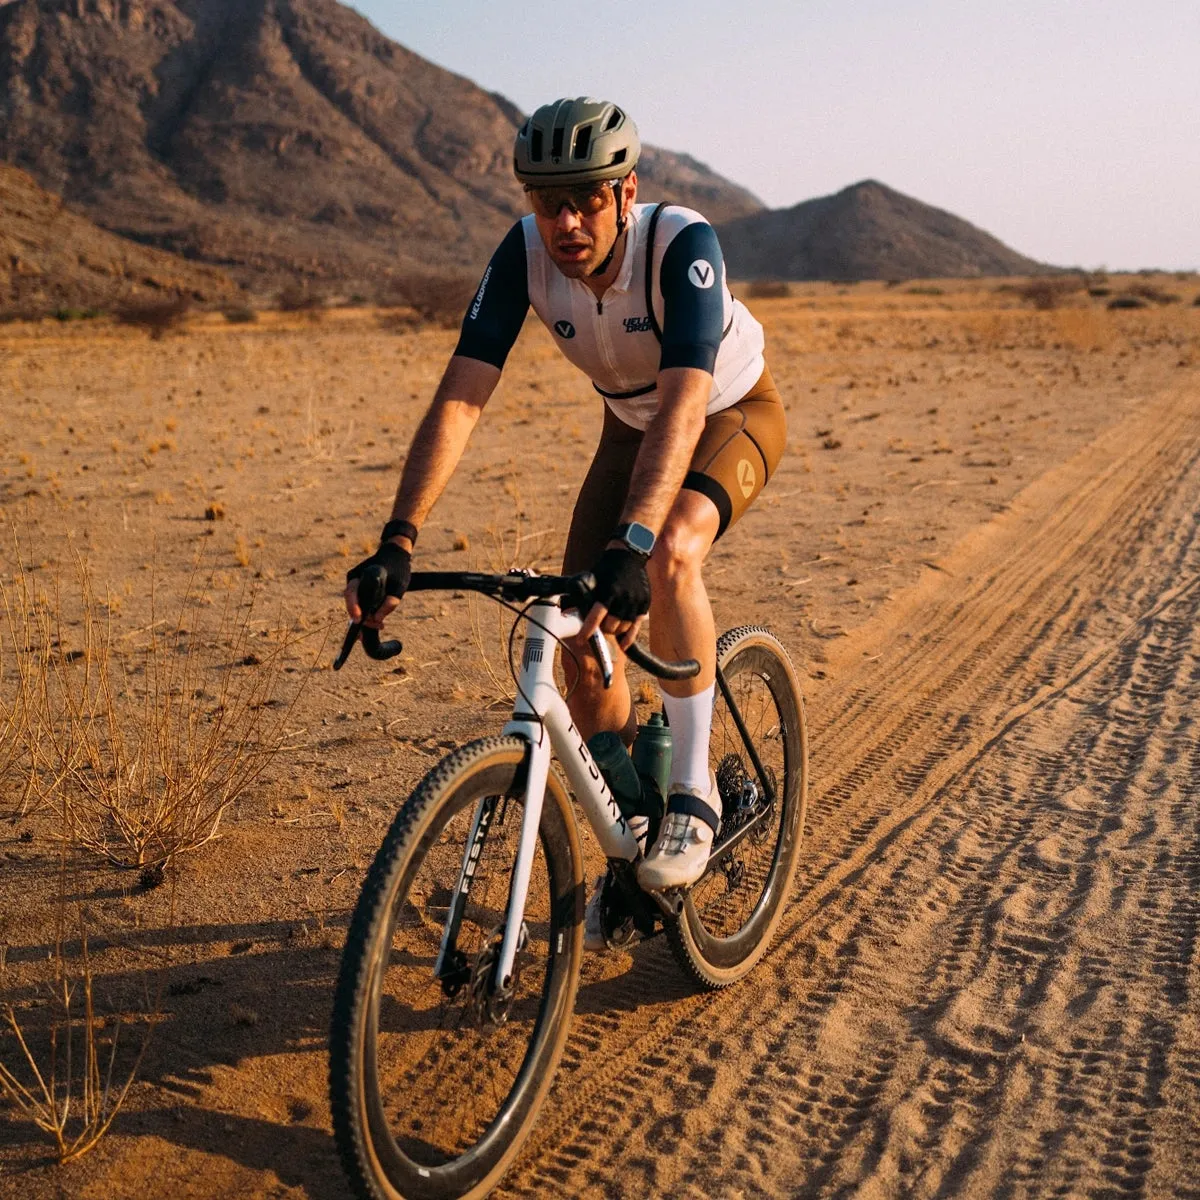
{"left": 554, "top": 319, "right": 576, "bottom": 339}
{"left": 737, "top": 459, "right": 756, "bottom": 498}
{"left": 688, "top": 260, "right": 716, "bottom": 289}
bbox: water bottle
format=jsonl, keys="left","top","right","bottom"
{"left": 586, "top": 731, "right": 643, "bottom": 821}
{"left": 630, "top": 710, "right": 672, "bottom": 820}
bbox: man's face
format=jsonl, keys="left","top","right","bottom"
{"left": 528, "top": 173, "right": 638, "bottom": 278}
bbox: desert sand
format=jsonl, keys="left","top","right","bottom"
{"left": 2, "top": 278, "right": 1199, "bottom": 1198}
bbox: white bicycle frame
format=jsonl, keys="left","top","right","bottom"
{"left": 436, "top": 600, "right": 642, "bottom": 992}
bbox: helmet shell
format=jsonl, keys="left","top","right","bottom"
{"left": 513, "top": 97, "right": 640, "bottom": 186}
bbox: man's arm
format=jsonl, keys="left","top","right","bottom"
{"left": 346, "top": 354, "right": 500, "bottom": 626}
{"left": 616, "top": 366, "right": 712, "bottom": 532}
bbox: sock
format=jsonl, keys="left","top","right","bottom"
{"left": 660, "top": 684, "right": 716, "bottom": 805}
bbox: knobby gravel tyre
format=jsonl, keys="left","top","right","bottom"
{"left": 329, "top": 736, "right": 584, "bottom": 1200}
{"left": 667, "top": 626, "right": 808, "bottom": 989}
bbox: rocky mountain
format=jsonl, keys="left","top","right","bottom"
{"left": 716, "top": 179, "right": 1048, "bottom": 281}
{"left": 0, "top": 0, "right": 763, "bottom": 294}
{"left": 1, "top": 162, "right": 238, "bottom": 310}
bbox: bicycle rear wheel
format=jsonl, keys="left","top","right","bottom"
{"left": 667, "top": 626, "right": 808, "bottom": 988}
{"left": 329, "top": 736, "right": 583, "bottom": 1200}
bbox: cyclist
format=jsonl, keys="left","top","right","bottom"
{"left": 345, "top": 97, "right": 786, "bottom": 904}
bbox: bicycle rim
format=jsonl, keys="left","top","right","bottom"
{"left": 330, "top": 737, "right": 583, "bottom": 1200}
{"left": 669, "top": 627, "right": 808, "bottom": 987}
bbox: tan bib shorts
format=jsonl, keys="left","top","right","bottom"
{"left": 563, "top": 364, "right": 787, "bottom": 572}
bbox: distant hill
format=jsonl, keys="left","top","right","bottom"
{"left": 716, "top": 180, "right": 1049, "bottom": 281}
{"left": 0, "top": 0, "right": 762, "bottom": 293}
{"left": 0, "top": 164, "right": 238, "bottom": 311}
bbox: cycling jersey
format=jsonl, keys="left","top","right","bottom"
{"left": 454, "top": 203, "right": 766, "bottom": 430}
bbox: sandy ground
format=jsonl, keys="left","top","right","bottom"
{"left": 1, "top": 278, "right": 1199, "bottom": 1197}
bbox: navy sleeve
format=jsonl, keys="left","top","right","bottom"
{"left": 453, "top": 222, "right": 529, "bottom": 368}
{"left": 658, "top": 222, "right": 725, "bottom": 374}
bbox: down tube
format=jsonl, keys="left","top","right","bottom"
{"left": 542, "top": 693, "right": 641, "bottom": 862}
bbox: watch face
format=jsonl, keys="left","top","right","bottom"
{"left": 620, "top": 522, "right": 656, "bottom": 555}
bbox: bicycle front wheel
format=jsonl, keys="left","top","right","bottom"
{"left": 329, "top": 736, "right": 583, "bottom": 1200}
{"left": 668, "top": 626, "right": 808, "bottom": 989}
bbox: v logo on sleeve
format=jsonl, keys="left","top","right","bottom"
{"left": 688, "top": 259, "right": 715, "bottom": 289}
{"left": 553, "top": 319, "right": 576, "bottom": 339}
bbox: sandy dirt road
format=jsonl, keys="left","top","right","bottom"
{"left": 494, "top": 384, "right": 1200, "bottom": 1199}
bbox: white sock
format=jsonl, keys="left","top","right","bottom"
{"left": 660, "top": 684, "right": 716, "bottom": 805}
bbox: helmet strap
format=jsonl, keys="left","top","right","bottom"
{"left": 589, "top": 180, "right": 627, "bottom": 278}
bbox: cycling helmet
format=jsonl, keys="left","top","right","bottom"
{"left": 513, "top": 98, "right": 640, "bottom": 186}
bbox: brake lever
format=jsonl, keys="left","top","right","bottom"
{"left": 333, "top": 564, "right": 403, "bottom": 670}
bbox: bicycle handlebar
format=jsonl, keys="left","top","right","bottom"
{"left": 334, "top": 568, "right": 700, "bottom": 681}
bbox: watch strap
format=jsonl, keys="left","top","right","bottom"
{"left": 381, "top": 518, "right": 418, "bottom": 547}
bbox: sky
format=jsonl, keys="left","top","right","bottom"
{"left": 345, "top": 1, "right": 1199, "bottom": 271}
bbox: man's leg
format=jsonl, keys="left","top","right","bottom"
{"left": 561, "top": 406, "right": 641, "bottom": 743}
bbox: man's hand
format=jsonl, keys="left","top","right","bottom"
{"left": 580, "top": 546, "right": 651, "bottom": 649}
{"left": 345, "top": 542, "right": 412, "bottom": 630}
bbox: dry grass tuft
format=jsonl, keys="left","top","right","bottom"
{"left": 115, "top": 295, "right": 191, "bottom": 340}
{"left": 0, "top": 846, "right": 154, "bottom": 1163}
{"left": 23, "top": 556, "right": 315, "bottom": 869}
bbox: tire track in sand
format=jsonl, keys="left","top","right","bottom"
{"left": 496, "top": 385, "right": 1200, "bottom": 1199}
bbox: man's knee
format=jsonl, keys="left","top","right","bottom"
{"left": 647, "top": 514, "right": 712, "bottom": 592}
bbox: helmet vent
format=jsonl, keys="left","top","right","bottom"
{"left": 604, "top": 108, "right": 623, "bottom": 131}
{"left": 550, "top": 126, "right": 565, "bottom": 162}
{"left": 530, "top": 128, "right": 543, "bottom": 162}
{"left": 573, "top": 125, "right": 592, "bottom": 160}
{"left": 610, "top": 148, "right": 627, "bottom": 167}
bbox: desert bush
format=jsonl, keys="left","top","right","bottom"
{"left": 29, "top": 560, "right": 313, "bottom": 869}
{"left": 1015, "top": 278, "right": 1082, "bottom": 310}
{"left": 906, "top": 285, "right": 944, "bottom": 297}
{"left": 53, "top": 307, "right": 102, "bottom": 322}
{"left": 1128, "top": 283, "right": 1182, "bottom": 305}
{"left": 744, "top": 280, "right": 792, "bottom": 300}
{"left": 114, "top": 295, "right": 190, "bottom": 340}
{"left": 374, "top": 270, "right": 478, "bottom": 329}
{"left": 276, "top": 282, "right": 325, "bottom": 317}
{"left": 0, "top": 891, "right": 151, "bottom": 1163}
{"left": 0, "top": 571, "right": 47, "bottom": 817}
{"left": 1194, "top": 294, "right": 1200, "bottom": 307}
{"left": 1107, "top": 295, "right": 1149, "bottom": 310}
{"left": 221, "top": 305, "right": 258, "bottom": 324}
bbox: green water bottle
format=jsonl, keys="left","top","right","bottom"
{"left": 586, "top": 731, "right": 643, "bottom": 821}
{"left": 630, "top": 710, "right": 672, "bottom": 820}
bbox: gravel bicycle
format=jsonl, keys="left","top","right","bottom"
{"left": 328, "top": 566, "right": 808, "bottom": 1200}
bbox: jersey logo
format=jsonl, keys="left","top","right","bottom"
{"left": 623, "top": 315, "right": 654, "bottom": 333}
{"left": 688, "top": 259, "right": 716, "bottom": 289}
{"left": 553, "top": 319, "right": 576, "bottom": 339}
{"left": 737, "top": 459, "right": 756, "bottom": 498}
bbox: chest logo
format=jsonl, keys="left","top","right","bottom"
{"left": 737, "top": 459, "right": 756, "bottom": 498}
{"left": 623, "top": 315, "right": 654, "bottom": 333}
{"left": 554, "top": 319, "right": 576, "bottom": 339}
{"left": 688, "top": 259, "right": 716, "bottom": 289}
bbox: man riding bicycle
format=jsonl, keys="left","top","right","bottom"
{"left": 344, "top": 97, "right": 786, "bottom": 911}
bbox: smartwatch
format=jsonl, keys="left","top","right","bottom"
{"left": 613, "top": 521, "right": 656, "bottom": 558}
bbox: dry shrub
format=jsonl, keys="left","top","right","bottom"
{"left": 1015, "top": 277, "right": 1082, "bottom": 310}
{"left": 221, "top": 305, "right": 258, "bottom": 324}
{"left": 375, "top": 270, "right": 478, "bottom": 329}
{"left": 29, "top": 558, "right": 314, "bottom": 869}
{"left": 0, "top": 570, "right": 48, "bottom": 817}
{"left": 744, "top": 280, "right": 792, "bottom": 300}
{"left": 0, "top": 888, "right": 151, "bottom": 1163}
{"left": 115, "top": 295, "right": 190, "bottom": 339}
{"left": 1128, "top": 283, "right": 1182, "bottom": 306}
{"left": 276, "top": 282, "right": 325, "bottom": 318}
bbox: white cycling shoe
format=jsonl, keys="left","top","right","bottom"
{"left": 636, "top": 772, "right": 722, "bottom": 892}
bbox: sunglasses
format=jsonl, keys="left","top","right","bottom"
{"left": 526, "top": 182, "right": 618, "bottom": 219}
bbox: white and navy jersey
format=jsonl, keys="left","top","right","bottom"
{"left": 454, "top": 203, "right": 765, "bottom": 430}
